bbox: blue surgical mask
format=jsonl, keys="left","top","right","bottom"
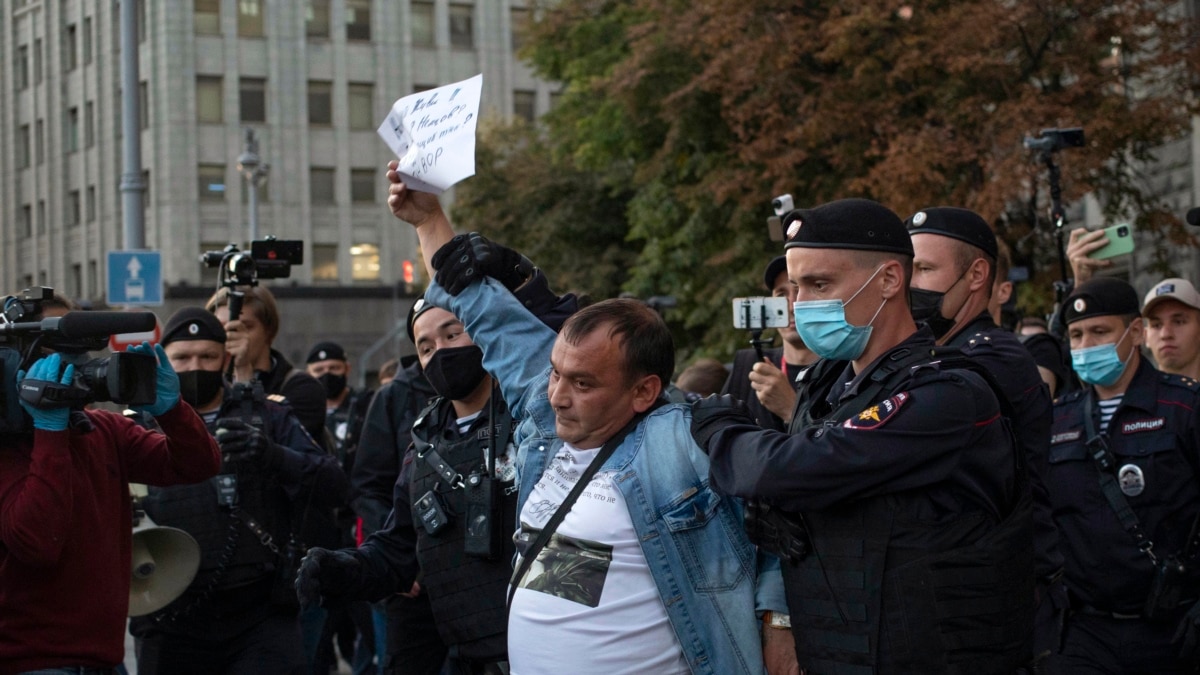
{"left": 793, "top": 265, "right": 887, "bottom": 361}
{"left": 1071, "top": 324, "right": 1134, "bottom": 387}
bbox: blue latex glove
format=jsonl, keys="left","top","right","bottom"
{"left": 128, "top": 341, "right": 180, "bottom": 417}
{"left": 17, "top": 353, "right": 75, "bottom": 431}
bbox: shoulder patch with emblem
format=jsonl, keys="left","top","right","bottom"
{"left": 267, "top": 393, "right": 289, "bottom": 404}
{"left": 844, "top": 392, "right": 909, "bottom": 430}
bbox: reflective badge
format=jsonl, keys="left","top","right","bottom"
{"left": 786, "top": 219, "right": 803, "bottom": 239}
{"left": 844, "top": 392, "right": 909, "bottom": 430}
{"left": 1073, "top": 298, "right": 1086, "bottom": 313}
{"left": 1118, "top": 464, "right": 1145, "bottom": 497}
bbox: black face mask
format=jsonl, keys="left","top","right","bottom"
{"left": 909, "top": 287, "right": 957, "bottom": 339}
{"left": 423, "top": 345, "right": 486, "bottom": 400}
{"left": 178, "top": 369, "right": 225, "bottom": 409}
{"left": 317, "top": 372, "right": 347, "bottom": 399}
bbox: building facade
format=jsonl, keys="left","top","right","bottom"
{"left": 1, "top": 0, "right": 552, "bottom": 371}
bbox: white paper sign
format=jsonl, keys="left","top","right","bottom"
{"left": 377, "top": 74, "right": 483, "bottom": 194}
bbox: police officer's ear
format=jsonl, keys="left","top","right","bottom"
{"left": 877, "top": 259, "right": 906, "bottom": 301}
{"left": 1128, "top": 316, "right": 1146, "bottom": 348}
{"left": 966, "top": 257, "right": 991, "bottom": 293}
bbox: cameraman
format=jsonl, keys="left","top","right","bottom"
{"left": 129, "top": 307, "right": 348, "bottom": 675}
{"left": 1, "top": 328, "right": 221, "bottom": 673}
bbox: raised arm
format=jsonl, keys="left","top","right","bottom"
{"left": 386, "top": 160, "right": 454, "bottom": 281}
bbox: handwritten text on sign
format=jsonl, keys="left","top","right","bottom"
{"left": 377, "top": 74, "right": 483, "bottom": 194}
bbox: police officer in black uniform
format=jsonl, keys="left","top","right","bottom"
{"left": 905, "top": 206, "right": 1065, "bottom": 669}
{"left": 130, "top": 307, "right": 349, "bottom": 675}
{"left": 1047, "top": 278, "right": 1200, "bottom": 673}
{"left": 691, "top": 198, "right": 1034, "bottom": 674}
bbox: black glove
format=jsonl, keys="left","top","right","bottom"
{"left": 1172, "top": 600, "right": 1200, "bottom": 661}
{"left": 294, "top": 547, "right": 363, "bottom": 610}
{"left": 690, "top": 394, "right": 754, "bottom": 453}
{"left": 432, "top": 232, "right": 531, "bottom": 295}
{"left": 214, "top": 418, "right": 284, "bottom": 470}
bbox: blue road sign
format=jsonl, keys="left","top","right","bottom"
{"left": 107, "top": 250, "right": 163, "bottom": 306}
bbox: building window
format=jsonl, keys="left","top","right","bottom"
{"left": 20, "top": 205, "right": 32, "bottom": 237}
{"left": 196, "top": 0, "right": 221, "bottom": 35}
{"left": 351, "top": 243, "right": 380, "bottom": 281}
{"left": 349, "top": 83, "right": 373, "bottom": 130}
{"left": 346, "top": 0, "right": 371, "bottom": 41}
{"left": 15, "top": 45, "right": 29, "bottom": 91}
{"left": 411, "top": 1, "right": 434, "bottom": 47}
{"left": 140, "top": 81, "right": 150, "bottom": 130}
{"left": 240, "top": 78, "right": 266, "bottom": 122}
{"left": 37, "top": 200, "right": 45, "bottom": 234}
{"left": 142, "top": 170, "right": 151, "bottom": 211}
{"left": 138, "top": 0, "right": 147, "bottom": 43}
{"left": 17, "top": 125, "right": 30, "bottom": 169}
{"left": 35, "top": 120, "right": 44, "bottom": 164}
{"left": 306, "top": 0, "right": 330, "bottom": 38}
{"left": 86, "top": 186, "right": 96, "bottom": 222}
{"left": 71, "top": 264, "right": 83, "bottom": 299}
{"left": 197, "top": 76, "right": 224, "bottom": 123}
{"left": 85, "top": 102, "right": 95, "bottom": 147}
{"left": 514, "top": 90, "right": 536, "bottom": 123}
{"left": 198, "top": 164, "right": 226, "bottom": 201}
{"left": 65, "top": 25, "right": 78, "bottom": 72}
{"left": 308, "top": 81, "right": 332, "bottom": 126}
{"left": 449, "top": 4, "right": 473, "bottom": 49}
{"left": 67, "top": 190, "right": 81, "bottom": 226}
{"left": 66, "top": 107, "right": 80, "bottom": 152}
{"left": 310, "top": 167, "right": 335, "bottom": 204}
{"left": 312, "top": 244, "right": 338, "bottom": 281}
{"left": 351, "top": 169, "right": 375, "bottom": 202}
{"left": 512, "top": 7, "right": 529, "bottom": 53}
{"left": 34, "top": 39, "right": 42, "bottom": 85}
{"left": 238, "top": 0, "right": 264, "bottom": 37}
{"left": 83, "top": 18, "right": 93, "bottom": 65}
{"left": 88, "top": 261, "right": 98, "bottom": 298}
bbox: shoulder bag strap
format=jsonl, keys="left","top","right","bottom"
{"left": 506, "top": 404, "right": 657, "bottom": 610}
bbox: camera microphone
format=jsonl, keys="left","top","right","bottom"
{"left": 1187, "top": 207, "right": 1200, "bottom": 227}
{"left": 53, "top": 311, "right": 157, "bottom": 340}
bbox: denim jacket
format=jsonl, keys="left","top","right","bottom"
{"left": 427, "top": 279, "right": 768, "bottom": 675}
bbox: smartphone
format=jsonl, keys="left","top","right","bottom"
{"left": 732, "top": 297, "right": 790, "bottom": 330}
{"left": 1090, "top": 223, "right": 1134, "bottom": 260}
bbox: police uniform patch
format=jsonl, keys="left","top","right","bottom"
{"left": 1073, "top": 298, "right": 1086, "bottom": 313}
{"left": 911, "top": 211, "right": 927, "bottom": 226}
{"left": 188, "top": 323, "right": 200, "bottom": 335}
{"left": 1121, "top": 417, "right": 1165, "bottom": 434}
{"left": 786, "top": 219, "right": 803, "bottom": 239}
{"left": 1118, "top": 464, "right": 1145, "bottom": 497}
{"left": 1051, "top": 430, "right": 1082, "bottom": 444}
{"left": 844, "top": 392, "right": 909, "bottom": 430}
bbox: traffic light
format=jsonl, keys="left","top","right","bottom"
{"left": 402, "top": 260, "right": 415, "bottom": 284}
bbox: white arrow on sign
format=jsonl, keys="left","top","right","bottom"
{"left": 127, "top": 256, "right": 142, "bottom": 279}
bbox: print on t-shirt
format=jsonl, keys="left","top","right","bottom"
{"left": 517, "top": 529, "right": 612, "bottom": 607}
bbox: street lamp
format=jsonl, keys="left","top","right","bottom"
{"left": 237, "top": 128, "right": 270, "bottom": 242}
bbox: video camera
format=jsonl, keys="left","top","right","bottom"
{"left": 1, "top": 287, "right": 159, "bottom": 432}
{"left": 200, "top": 237, "right": 303, "bottom": 321}
{"left": 1023, "top": 127, "right": 1085, "bottom": 155}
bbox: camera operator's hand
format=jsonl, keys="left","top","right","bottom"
{"left": 127, "top": 341, "right": 180, "bottom": 417}
{"left": 748, "top": 359, "right": 796, "bottom": 424}
{"left": 1173, "top": 600, "right": 1200, "bottom": 661}
{"left": 214, "top": 418, "right": 284, "bottom": 470}
{"left": 1066, "top": 227, "right": 1112, "bottom": 284}
{"left": 295, "top": 547, "right": 363, "bottom": 610}
{"left": 386, "top": 160, "right": 446, "bottom": 228}
{"left": 432, "top": 232, "right": 531, "bottom": 295}
{"left": 220, "top": 318, "right": 255, "bottom": 383}
{"left": 690, "top": 394, "right": 754, "bottom": 454}
{"left": 17, "top": 354, "right": 74, "bottom": 432}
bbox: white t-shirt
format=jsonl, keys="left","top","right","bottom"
{"left": 507, "top": 443, "right": 690, "bottom": 675}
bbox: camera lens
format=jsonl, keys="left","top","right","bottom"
{"left": 1118, "top": 226, "right": 1129, "bottom": 236}
{"left": 772, "top": 199, "right": 784, "bottom": 209}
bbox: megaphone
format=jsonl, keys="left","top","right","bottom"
{"left": 128, "top": 517, "right": 202, "bottom": 617}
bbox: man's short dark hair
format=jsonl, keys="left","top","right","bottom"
{"left": 560, "top": 299, "right": 675, "bottom": 389}
{"left": 848, "top": 250, "right": 914, "bottom": 290}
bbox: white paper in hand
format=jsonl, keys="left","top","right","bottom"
{"left": 377, "top": 74, "right": 483, "bottom": 194}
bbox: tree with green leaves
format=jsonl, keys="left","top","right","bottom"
{"left": 451, "top": 0, "right": 1200, "bottom": 364}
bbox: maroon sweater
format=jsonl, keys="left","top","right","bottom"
{"left": 0, "top": 403, "right": 221, "bottom": 675}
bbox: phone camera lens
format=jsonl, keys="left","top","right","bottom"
{"left": 1118, "top": 226, "right": 1129, "bottom": 236}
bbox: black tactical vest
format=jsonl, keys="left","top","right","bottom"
{"left": 771, "top": 347, "right": 1034, "bottom": 674}
{"left": 409, "top": 396, "right": 517, "bottom": 662}
{"left": 141, "top": 393, "right": 291, "bottom": 592}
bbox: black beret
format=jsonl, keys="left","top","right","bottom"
{"left": 1063, "top": 277, "right": 1141, "bottom": 324}
{"left": 905, "top": 207, "right": 998, "bottom": 260}
{"left": 162, "top": 307, "right": 226, "bottom": 345}
{"left": 306, "top": 341, "right": 346, "bottom": 364}
{"left": 783, "top": 198, "right": 913, "bottom": 256}
{"left": 763, "top": 256, "right": 788, "bottom": 291}
{"left": 1022, "top": 332, "right": 1070, "bottom": 393}
{"left": 406, "top": 295, "right": 435, "bottom": 343}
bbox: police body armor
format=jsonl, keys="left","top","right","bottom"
{"left": 757, "top": 347, "right": 1034, "bottom": 675}
{"left": 409, "top": 395, "right": 517, "bottom": 662}
{"left": 141, "top": 387, "right": 291, "bottom": 594}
